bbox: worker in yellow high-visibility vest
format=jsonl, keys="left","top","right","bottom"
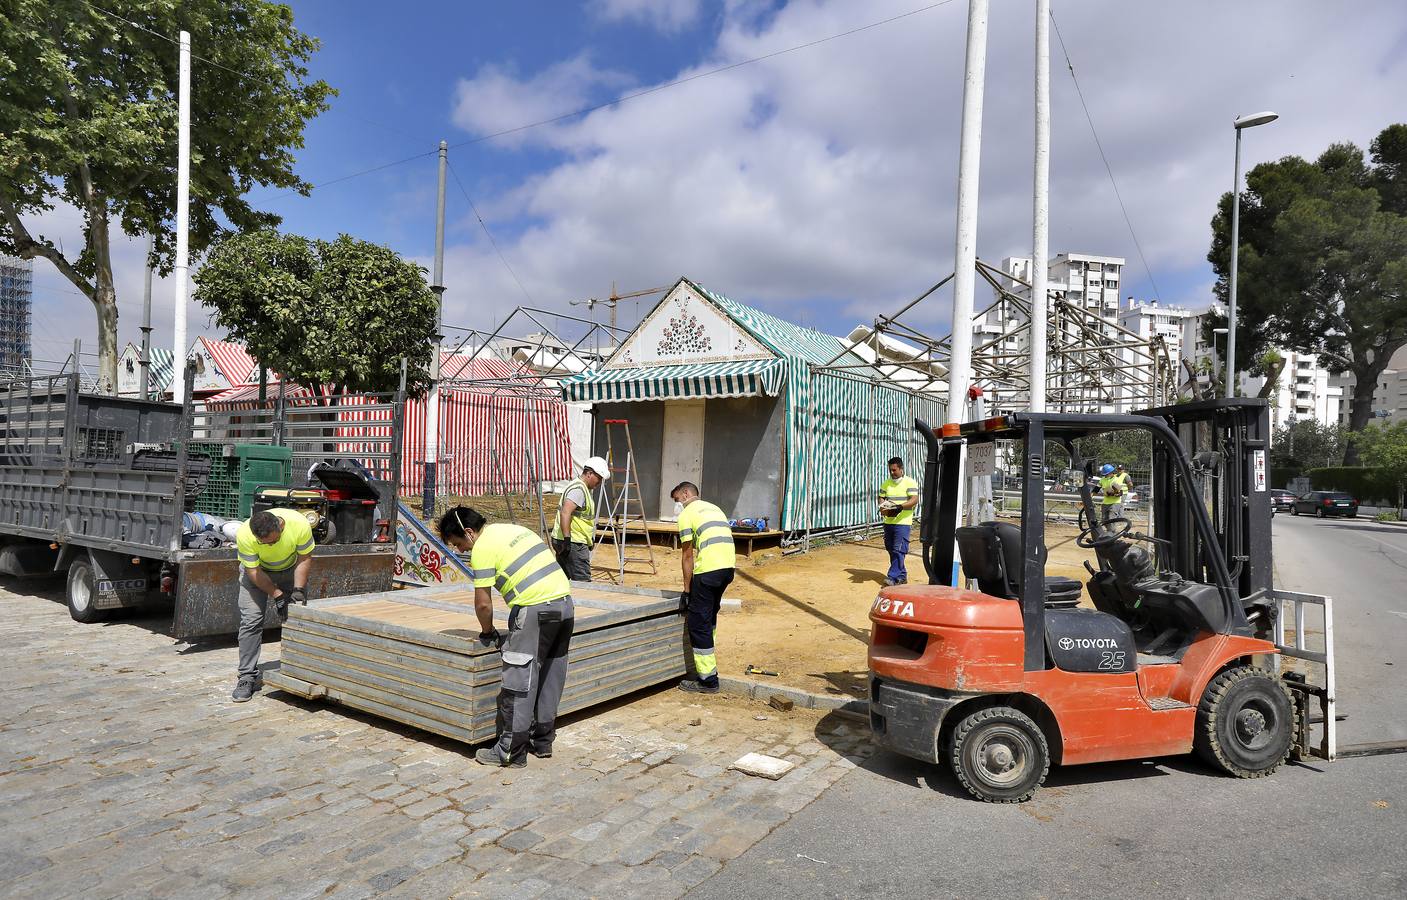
{"left": 877, "top": 456, "right": 920, "bottom": 585}
{"left": 232, "top": 508, "right": 315, "bottom": 703}
{"left": 551, "top": 456, "right": 608, "bottom": 582}
{"left": 671, "top": 481, "right": 735, "bottom": 694}
{"left": 439, "top": 506, "right": 574, "bottom": 768}
{"left": 1098, "top": 463, "right": 1131, "bottom": 522}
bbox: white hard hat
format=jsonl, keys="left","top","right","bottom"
{"left": 584, "top": 456, "right": 611, "bottom": 480}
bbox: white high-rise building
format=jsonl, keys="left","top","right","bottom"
{"left": 1334, "top": 345, "right": 1407, "bottom": 428}
{"left": 1181, "top": 304, "right": 1342, "bottom": 429}
{"left": 1118, "top": 298, "right": 1192, "bottom": 382}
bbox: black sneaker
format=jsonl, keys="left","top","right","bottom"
{"left": 475, "top": 748, "right": 526, "bottom": 768}
{"left": 678, "top": 679, "right": 720, "bottom": 695}
{"left": 231, "top": 674, "right": 261, "bottom": 703}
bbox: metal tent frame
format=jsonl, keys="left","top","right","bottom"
{"left": 819, "top": 260, "right": 1176, "bottom": 414}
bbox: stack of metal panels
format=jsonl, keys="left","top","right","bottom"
{"left": 264, "top": 582, "right": 687, "bottom": 744}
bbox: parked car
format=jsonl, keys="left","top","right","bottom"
{"left": 1270, "top": 489, "right": 1296, "bottom": 514}
{"left": 1290, "top": 491, "right": 1359, "bottom": 518}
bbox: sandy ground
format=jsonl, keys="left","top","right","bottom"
{"left": 582, "top": 518, "right": 1103, "bottom": 701}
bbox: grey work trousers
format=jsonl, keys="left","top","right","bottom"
{"left": 552, "top": 539, "right": 592, "bottom": 582}
{"left": 1102, "top": 501, "right": 1124, "bottom": 522}
{"left": 495, "top": 596, "right": 575, "bottom": 763}
{"left": 237, "top": 568, "right": 296, "bottom": 678}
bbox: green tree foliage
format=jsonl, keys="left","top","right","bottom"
{"left": 0, "top": 1, "right": 332, "bottom": 391}
{"left": 194, "top": 231, "right": 437, "bottom": 395}
{"left": 1351, "top": 421, "right": 1407, "bottom": 516}
{"left": 1270, "top": 418, "right": 1345, "bottom": 470}
{"left": 1207, "top": 124, "right": 1407, "bottom": 460}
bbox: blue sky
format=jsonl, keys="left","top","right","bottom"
{"left": 23, "top": 0, "right": 1407, "bottom": 366}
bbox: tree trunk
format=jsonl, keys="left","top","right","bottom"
{"left": 1256, "top": 355, "right": 1286, "bottom": 400}
{"left": 85, "top": 203, "right": 120, "bottom": 394}
{"left": 1343, "top": 358, "right": 1390, "bottom": 465}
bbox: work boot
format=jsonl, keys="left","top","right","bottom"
{"left": 678, "top": 678, "right": 720, "bottom": 695}
{"left": 231, "top": 674, "right": 261, "bottom": 703}
{"left": 475, "top": 748, "right": 526, "bottom": 768}
{"left": 529, "top": 746, "right": 553, "bottom": 759}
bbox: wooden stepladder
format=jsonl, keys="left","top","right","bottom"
{"left": 599, "top": 418, "right": 657, "bottom": 580}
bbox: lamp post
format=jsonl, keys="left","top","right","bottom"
{"left": 1212, "top": 327, "right": 1228, "bottom": 394}
{"left": 1226, "top": 110, "right": 1279, "bottom": 398}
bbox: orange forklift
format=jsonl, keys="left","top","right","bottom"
{"left": 867, "top": 400, "right": 1331, "bottom": 802}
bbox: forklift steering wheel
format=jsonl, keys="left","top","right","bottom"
{"left": 1076, "top": 517, "right": 1132, "bottom": 549}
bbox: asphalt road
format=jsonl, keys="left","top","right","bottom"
{"left": 1272, "top": 512, "right": 1407, "bottom": 745}
{"left": 693, "top": 512, "right": 1407, "bottom": 898}
{"left": 691, "top": 745, "right": 1407, "bottom": 899}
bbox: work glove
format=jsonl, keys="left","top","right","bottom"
{"left": 274, "top": 592, "right": 290, "bottom": 621}
{"left": 290, "top": 588, "right": 308, "bottom": 606}
{"left": 479, "top": 629, "right": 504, "bottom": 649}
{"left": 677, "top": 591, "right": 691, "bottom": 616}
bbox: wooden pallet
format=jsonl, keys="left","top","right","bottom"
{"left": 265, "top": 582, "right": 687, "bottom": 744}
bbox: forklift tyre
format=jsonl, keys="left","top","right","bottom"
{"left": 948, "top": 706, "right": 1050, "bottom": 803}
{"left": 66, "top": 560, "right": 106, "bottom": 624}
{"left": 1194, "top": 666, "right": 1294, "bottom": 778}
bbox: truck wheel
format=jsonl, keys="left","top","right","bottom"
{"left": 948, "top": 706, "right": 1049, "bottom": 803}
{"left": 66, "top": 560, "right": 106, "bottom": 624}
{"left": 1194, "top": 666, "right": 1294, "bottom": 778}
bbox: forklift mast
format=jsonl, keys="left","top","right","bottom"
{"left": 1135, "top": 398, "right": 1272, "bottom": 605}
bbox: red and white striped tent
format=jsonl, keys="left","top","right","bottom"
{"left": 404, "top": 355, "right": 575, "bottom": 494}
{"left": 199, "top": 337, "right": 259, "bottom": 387}
{"left": 204, "top": 352, "right": 576, "bottom": 494}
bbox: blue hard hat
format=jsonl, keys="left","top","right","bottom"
{"left": 1099, "top": 464, "right": 1115, "bottom": 476}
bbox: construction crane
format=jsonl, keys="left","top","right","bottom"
{"left": 569, "top": 283, "right": 670, "bottom": 333}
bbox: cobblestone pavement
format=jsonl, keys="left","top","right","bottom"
{"left": 0, "top": 581, "right": 870, "bottom": 899}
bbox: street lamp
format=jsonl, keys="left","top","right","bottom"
{"left": 1226, "top": 110, "right": 1279, "bottom": 398}
{"left": 1212, "top": 327, "right": 1229, "bottom": 392}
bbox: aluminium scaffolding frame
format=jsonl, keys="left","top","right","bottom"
{"left": 819, "top": 259, "right": 1177, "bottom": 414}
{"left": 426, "top": 306, "right": 629, "bottom": 543}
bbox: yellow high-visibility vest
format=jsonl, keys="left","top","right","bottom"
{"left": 236, "top": 508, "right": 315, "bottom": 572}
{"left": 470, "top": 523, "right": 570, "bottom": 607}
{"left": 879, "top": 476, "right": 919, "bottom": 525}
{"left": 678, "top": 499, "right": 735, "bottom": 575}
{"left": 551, "top": 478, "right": 595, "bottom": 545}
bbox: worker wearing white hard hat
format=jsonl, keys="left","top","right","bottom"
{"left": 551, "top": 457, "right": 609, "bottom": 581}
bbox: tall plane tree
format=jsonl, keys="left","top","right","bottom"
{"left": 1208, "top": 124, "right": 1407, "bottom": 462}
{"left": 0, "top": 0, "right": 332, "bottom": 391}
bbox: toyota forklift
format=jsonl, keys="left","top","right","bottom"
{"left": 867, "top": 399, "right": 1335, "bottom": 802}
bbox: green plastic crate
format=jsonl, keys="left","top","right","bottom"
{"left": 185, "top": 443, "right": 293, "bottom": 520}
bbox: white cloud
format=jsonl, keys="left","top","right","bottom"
{"left": 433, "top": 0, "right": 1407, "bottom": 340}
{"left": 588, "top": 0, "right": 706, "bottom": 34}
{"left": 450, "top": 54, "right": 633, "bottom": 147}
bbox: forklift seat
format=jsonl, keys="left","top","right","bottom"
{"left": 955, "top": 521, "right": 1083, "bottom": 607}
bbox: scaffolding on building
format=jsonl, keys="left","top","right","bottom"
{"left": 820, "top": 259, "right": 1176, "bottom": 414}
{"left": 0, "top": 256, "right": 34, "bottom": 376}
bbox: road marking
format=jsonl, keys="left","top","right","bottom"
{"left": 1388, "top": 611, "right": 1407, "bottom": 621}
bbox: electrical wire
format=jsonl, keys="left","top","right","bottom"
{"left": 445, "top": 161, "right": 535, "bottom": 307}
{"left": 1049, "top": 8, "right": 1163, "bottom": 302}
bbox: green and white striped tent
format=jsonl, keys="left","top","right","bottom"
{"left": 561, "top": 277, "right": 945, "bottom": 532}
